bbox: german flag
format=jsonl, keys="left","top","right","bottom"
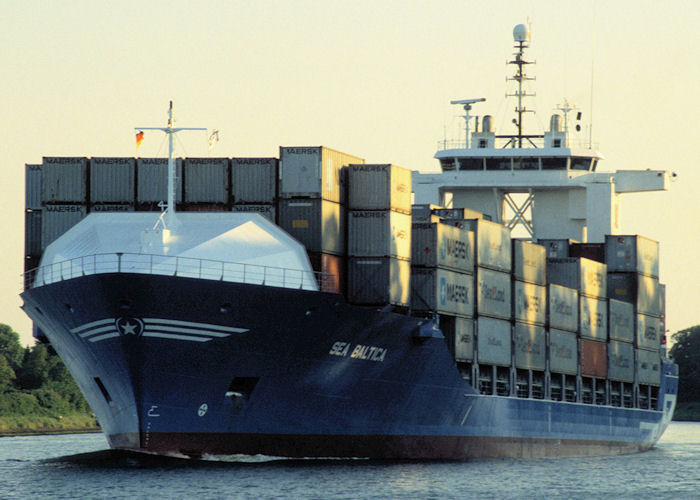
{"left": 136, "top": 130, "right": 144, "bottom": 148}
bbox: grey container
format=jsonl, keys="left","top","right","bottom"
{"left": 232, "top": 157, "right": 277, "bottom": 204}
{"left": 609, "top": 298, "right": 634, "bottom": 343}
{"left": 446, "top": 219, "right": 511, "bottom": 272}
{"left": 547, "top": 257, "right": 607, "bottom": 298}
{"left": 279, "top": 146, "right": 363, "bottom": 203}
{"left": 513, "top": 280, "right": 546, "bottom": 325}
{"left": 476, "top": 317, "right": 511, "bottom": 366}
{"left": 548, "top": 284, "right": 579, "bottom": 332}
{"left": 607, "top": 272, "right": 661, "bottom": 317}
{"left": 432, "top": 207, "right": 486, "bottom": 220}
{"left": 537, "top": 238, "right": 577, "bottom": 259}
{"left": 347, "top": 257, "right": 410, "bottom": 306}
{"left": 25, "top": 211, "right": 42, "bottom": 255}
{"left": 347, "top": 164, "right": 411, "bottom": 213}
{"left": 636, "top": 313, "right": 661, "bottom": 351}
{"left": 549, "top": 329, "right": 578, "bottom": 375}
{"left": 512, "top": 239, "right": 546, "bottom": 285}
{"left": 411, "top": 222, "right": 474, "bottom": 272}
{"left": 348, "top": 210, "right": 411, "bottom": 259}
{"left": 608, "top": 340, "right": 635, "bottom": 382}
{"left": 513, "top": 322, "right": 546, "bottom": 371}
{"left": 184, "top": 158, "right": 229, "bottom": 203}
{"left": 410, "top": 267, "right": 474, "bottom": 317}
{"left": 605, "top": 235, "right": 659, "bottom": 278}
{"left": 579, "top": 295, "right": 608, "bottom": 341}
{"left": 137, "top": 158, "right": 183, "bottom": 203}
{"left": 636, "top": 348, "right": 661, "bottom": 386}
{"left": 231, "top": 204, "right": 276, "bottom": 223}
{"left": 89, "top": 204, "right": 135, "bottom": 213}
{"left": 278, "top": 199, "right": 344, "bottom": 255}
{"left": 25, "top": 164, "right": 42, "bottom": 210}
{"left": 90, "top": 157, "right": 135, "bottom": 203}
{"left": 476, "top": 267, "right": 512, "bottom": 320}
{"left": 411, "top": 204, "right": 441, "bottom": 222}
{"left": 42, "top": 157, "right": 87, "bottom": 203}
{"left": 659, "top": 283, "right": 666, "bottom": 319}
{"left": 41, "top": 204, "right": 87, "bottom": 250}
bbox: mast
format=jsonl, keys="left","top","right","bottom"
{"left": 506, "top": 24, "right": 535, "bottom": 147}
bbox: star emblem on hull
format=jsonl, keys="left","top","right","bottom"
{"left": 115, "top": 317, "right": 144, "bottom": 337}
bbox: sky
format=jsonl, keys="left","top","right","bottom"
{"left": 1, "top": 1, "right": 698, "bottom": 346}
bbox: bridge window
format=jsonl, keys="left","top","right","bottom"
{"left": 570, "top": 157, "right": 592, "bottom": 171}
{"left": 541, "top": 158, "right": 567, "bottom": 170}
{"left": 458, "top": 158, "right": 484, "bottom": 170}
{"left": 485, "top": 158, "right": 511, "bottom": 170}
{"left": 440, "top": 158, "right": 456, "bottom": 171}
{"left": 513, "top": 157, "right": 539, "bottom": 170}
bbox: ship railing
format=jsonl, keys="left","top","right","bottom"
{"left": 21, "top": 252, "right": 336, "bottom": 293}
{"left": 436, "top": 137, "right": 599, "bottom": 150}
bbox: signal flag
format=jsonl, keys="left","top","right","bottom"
{"left": 136, "top": 130, "right": 144, "bottom": 148}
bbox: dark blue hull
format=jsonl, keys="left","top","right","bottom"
{"left": 21, "top": 273, "right": 676, "bottom": 459}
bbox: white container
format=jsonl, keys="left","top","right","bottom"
{"left": 476, "top": 267, "right": 512, "bottom": 320}
{"left": 232, "top": 157, "right": 277, "bottom": 204}
{"left": 513, "top": 281, "right": 546, "bottom": 325}
{"left": 548, "top": 329, "right": 578, "bottom": 375}
{"left": 636, "top": 313, "right": 661, "bottom": 352}
{"left": 547, "top": 257, "right": 607, "bottom": 298}
{"left": 579, "top": 295, "right": 608, "bottom": 341}
{"left": 547, "top": 284, "right": 579, "bottom": 332}
{"left": 410, "top": 267, "right": 474, "bottom": 317}
{"left": 453, "top": 316, "right": 475, "bottom": 362}
{"left": 609, "top": 298, "right": 634, "bottom": 343}
{"left": 512, "top": 239, "right": 546, "bottom": 285}
{"left": 90, "top": 157, "right": 135, "bottom": 203}
{"left": 476, "top": 317, "right": 511, "bottom": 366}
{"left": 608, "top": 340, "right": 634, "bottom": 382}
{"left": 348, "top": 210, "right": 411, "bottom": 259}
{"left": 605, "top": 234, "right": 659, "bottom": 278}
{"left": 513, "top": 322, "right": 546, "bottom": 371}
{"left": 448, "top": 219, "right": 511, "bottom": 272}
{"left": 184, "top": 158, "right": 229, "bottom": 203}
{"left": 636, "top": 349, "right": 661, "bottom": 386}
{"left": 42, "top": 157, "right": 87, "bottom": 203}
{"left": 348, "top": 164, "right": 411, "bottom": 213}
{"left": 411, "top": 222, "right": 474, "bottom": 272}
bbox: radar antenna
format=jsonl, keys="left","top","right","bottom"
{"left": 450, "top": 98, "right": 486, "bottom": 148}
{"left": 507, "top": 24, "right": 535, "bottom": 147}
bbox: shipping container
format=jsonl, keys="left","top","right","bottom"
{"left": 278, "top": 199, "right": 344, "bottom": 255}
{"left": 25, "top": 164, "right": 42, "bottom": 210}
{"left": 307, "top": 252, "right": 344, "bottom": 294}
{"left": 411, "top": 222, "right": 474, "bottom": 272}
{"left": 347, "top": 257, "right": 410, "bottom": 306}
{"left": 537, "top": 238, "right": 577, "bottom": 259}
{"left": 411, "top": 204, "right": 442, "bottom": 222}
{"left": 609, "top": 298, "right": 634, "bottom": 343}
{"left": 658, "top": 283, "right": 666, "bottom": 319}
{"left": 136, "top": 158, "right": 184, "bottom": 203}
{"left": 41, "top": 204, "right": 87, "bottom": 250}
{"left": 347, "top": 164, "right": 411, "bottom": 213}
{"left": 580, "top": 338, "right": 607, "bottom": 378}
{"left": 232, "top": 157, "right": 277, "bottom": 204}
{"left": 42, "top": 157, "right": 87, "bottom": 204}
{"left": 410, "top": 267, "right": 474, "bottom": 317}
{"left": 512, "top": 239, "right": 546, "bottom": 284}
{"left": 179, "top": 203, "right": 227, "bottom": 212}
{"left": 453, "top": 316, "right": 475, "bottom": 362}
{"left": 279, "top": 146, "right": 363, "bottom": 203}
{"left": 513, "top": 322, "right": 546, "bottom": 371}
{"left": 89, "top": 203, "right": 135, "bottom": 213}
{"left": 608, "top": 340, "right": 635, "bottom": 382}
{"left": 549, "top": 329, "right": 578, "bottom": 375}
{"left": 348, "top": 210, "right": 411, "bottom": 259}
{"left": 476, "top": 267, "right": 512, "bottom": 320}
{"left": 475, "top": 317, "right": 511, "bottom": 366}
{"left": 432, "top": 207, "right": 486, "bottom": 221}
{"left": 184, "top": 158, "right": 229, "bottom": 204}
{"left": 547, "top": 257, "right": 606, "bottom": 298}
{"left": 605, "top": 235, "right": 659, "bottom": 278}
{"left": 90, "top": 157, "right": 135, "bottom": 203}
{"left": 569, "top": 243, "right": 605, "bottom": 264}
{"left": 513, "top": 281, "right": 546, "bottom": 325}
{"left": 579, "top": 295, "right": 608, "bottom": 341}
{"left": 25, "top": 211, "right": 42, "bottom": 255}
{"left": 636, "top": 313, "right": 661, "bottom": 351}
{"left": 606, "top": 272, "right": 661, "bottom": 316}
{"left": 445, "top": 219, "right": 511, "bottom": 272}
{"left": 547, "top": 284, "right": 579, "bottom": 332}
{"left": 636, "top": 348, "right": 661, "bottom": 386}
{"left": 231, "top": 204, "right": 276, "bottom": 223}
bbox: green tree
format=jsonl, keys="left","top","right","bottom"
{"left": 0, "top": 356, "right": 16, "bottom": 392}
{"left": 0, "top": 323, "right": 24, "bottom": 371}
{"left": 670, "top": 325, "right": 700, "bottom": 403}
{"left": 18, "top": 344, "right": 50, "bottom": 390}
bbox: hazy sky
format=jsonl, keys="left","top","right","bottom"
{"left": 1, "top": 1, "right": 698, "bottom": 346}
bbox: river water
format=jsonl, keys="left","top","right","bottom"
{"left": 1, "top": 422, "right": 699, "bottom": 499}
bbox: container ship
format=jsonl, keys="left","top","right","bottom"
{"left": 20, "top": 25, "right": 677, "bottom": 459}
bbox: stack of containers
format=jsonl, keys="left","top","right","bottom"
{"left": 537, "top": 238, "right": 578, "bottom": 259}
{"left": 346, "top": 164, "right": 412, "bottom": 306}
{"left": 511, "top": 240, "right": 547, "bottom": 398}
{"left": 89, "top": 157, "right": 135, "bottom": 214}
{"left": 183, "top": 158, "right": 230, "bottom": 211}
{"left": 25, "top": 164, "right": 42, "bottom": 272}
{"left": 231, "top": 157, "right": 278, "bottom": 222}
{"left": 278, "top": 147, "right": 364, "bottom": 294}
{"left": 136, "top": 157, "right": 184, "bottom": 211}
{"left": 547, "top": 281, "right": 579, "bottom": 401}
{"left": 608, "top": 298, "right": 635, "bottom": 407}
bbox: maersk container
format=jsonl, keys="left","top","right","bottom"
{"left": 607, "top": 272, "right": 661, "bottom": 316}
{"left": 42, "top": 157, "right": 87, "bottom": 203}
{"left": 476, "top": 267, "right": 512, "bottom": 320}
{"left": 608, "top": 340, "right": 635, "bottom": 382}
{"left": 411, "top": 204, "right": 441, "bottom": 222}
{"left": 475, "top": 317, "right": 511, "bottom": 366}
{"left": 513, "top": 322, "right": 546, "bottom": 371}
{"left": 411, "top": 222, "right": 474, "bottom": 272}
{"left": 347, "top": 257, "right": 410, "bottom": 306}
{"left": 89, "top": 204, "right": 135, "bottom": 213}
{"left": 547, "top": 257, "right": 606, "bottom": 298}
{"left": 637, "top": 348, "right": 662, "bottom": 386}
{"left": 278, "top": 199, "right": 344, "bottom": 255}
{"left": 537, "top": 238, "right": 577, "bottom": 259}
{"left": 410, "top": 267, "right": 474, "bottom": 317}
{"left": 547, "top": 284, "right": 579, "bottom": 332}
{"left": 513, "top": 281, "right": 546, "bottom": 325}
{"left": 347, "top": 164, "right": 411, "bottom": 213}
{"left": 348, "top": 210, "right": 411, "bottom": 259}
{"left": 231, "top": 204, "right": 276, "bottom": 223}
{"left": 90, "top": 157, "right": 135, "bottom": 203}
{"left": 25, "top": 164, "right": 42, "bottom": 210}
{"left": 444, "top": 219, "right": 511, "bottom": 272}
{"left": 41, "top": 204, "right": 86, "bottom": 250}
{"left": 580, "top": 338, "right": 607, "bottom": 378}
{"left": 569, "top": 243, "right": 605, "bottom": 264}
{"left": 579, "top": 295, "right": 608, "bottom": 341}
{"left": 232, "top": 157, "right": 277, "bottom": 204}
{"left": 549, "top": 329, "right": 578, "bottom": 375}
{"left": 25, "top": 211, "right": 42, "bottom": 255}
{"left": 279, "top": 146, "right": 363, "bottom": 203}
{"left": 512, "top": 239, "right": 546, "bottom": 285}
{"left": 609, "top": 298, "right": 634, "bottom": 343}
{"left": 184, "top": 158, "right": 229, "bottom": 203}
{"left": 137, "top": 158, "right": 184, "bottom": 203}
{"left": 605, "top": 234, "right": 660, "bottom": 278}
{"left": 636, "top": 313, "right": 661, "bottom": 351}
